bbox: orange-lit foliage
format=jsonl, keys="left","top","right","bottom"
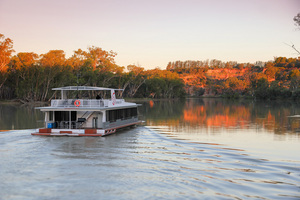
{"left": 0, "top": 34, "right": 14, "bottom": 90}
{"left": 40, "top": 50, "right": 66, "bottom": 67}
{"left": 2, "top": 32, "right": 300, "bottom": 100}
{"left": 67, "top": 48, "right": 123, "bottom": 74}
{"left": 127, "top": 65, "right": 144, "bottom": 77}
{"left": 263, "top": 62, "right": 278, "bottom": 81}
{"left": 168, "top": 57, "right": 300, "bottom": 97}
{"left": 205, "top": 68, "right": 250, "bottom": 80}
{"left": 0, "top": 34, "right": 14, "bottom": 73}
{"left": 66, "top": 49, "right": 87, "bottom": 70}
{"left": 11, "top": 52, "right": 39, "bottom": 70}
{"left": 144, "top": 67, "right": 180, "bottom": 80}
{"left": 86, "top": 46, "right": 117, "bottom": 70}
{"left": 224, "top": 77, "right": 248, "bottom": 93}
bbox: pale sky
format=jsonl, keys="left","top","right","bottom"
{"left": 0, "top": 0, "right": 299, "bottom": 69}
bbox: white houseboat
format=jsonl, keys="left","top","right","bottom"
{"left": 32, "top": 86, "right": 142, "bottom": 136}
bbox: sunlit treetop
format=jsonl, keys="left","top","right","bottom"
{"left": 0, "top": 33, "right": 14, "bottom": 72}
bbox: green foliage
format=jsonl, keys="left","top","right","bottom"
{"left": 292, "top": 89, "right": 300, "bottom": 99}
{"left": 1, "top": 32, "right": 300, "bottom": 101}
{"left": 253, "top": 78, "right": 269, "bottom": 99}
{"left": 141, "top": 77, "right": 185, "bottom": 99}
{"left": 0, "top": 48, "right": 186, "bottom": 100}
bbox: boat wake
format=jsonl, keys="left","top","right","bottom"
{"left": 0, "top": 127, "right": 299, "bottom": 199}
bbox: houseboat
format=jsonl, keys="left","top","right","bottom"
{"left": 32, "top": 86, "right": 142, "bottom": 136}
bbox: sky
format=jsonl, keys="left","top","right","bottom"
{"left": 0, "top": 0, "right": 299, "bottom": 69}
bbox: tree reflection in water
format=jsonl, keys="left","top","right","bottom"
{"left": 141, "top": 98, "right": 300, "bottom": 135}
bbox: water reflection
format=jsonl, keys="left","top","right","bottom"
{"left": 0, "top": 102, "right": 44, "bottom": 130}
{"left": 141, "top": 98, "right": 300, "bottom": 135}
{"left": 1, "top": 100, "right": 300, "bottom": 199}
{"left": 3, "top": 99, "right": 300, "bottom": 135}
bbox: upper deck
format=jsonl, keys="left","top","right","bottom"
{"left": 51, "top": 99, "right": 125, "bottom": 108}
{"left": 37, "top": 86, "right": 138, "bottom": 111}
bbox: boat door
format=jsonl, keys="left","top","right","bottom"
{"left": 97, "top": 112, "right": 103, "bottom": 128}
{"left": 92, "top": 117, "right": 98, "bottom": 128}
{"left": 92, "top": 112, "right": 103, "bottom": 129}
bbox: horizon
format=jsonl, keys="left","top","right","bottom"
{"left": 1, "top": 0, "right": 299, "bottom": 69}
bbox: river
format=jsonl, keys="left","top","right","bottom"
{"left": 0, "top": 98, "right": 299, "bottom": 199}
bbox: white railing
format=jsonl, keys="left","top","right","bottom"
{"left": 51, "top": 99, "right": 125, "bottom": 108}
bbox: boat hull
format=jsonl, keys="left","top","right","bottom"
{"left": 31, "top": 121, "right": 143, "bottom": 137}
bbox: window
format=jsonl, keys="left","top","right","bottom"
{"left": 49, "top": 111, "right": 53, "bottom": 121}
{"left": 106, "top": 108, "right": 138, "bottom": 122}
{"left": 54, "top": 111, "right": 76, "bottom": 121}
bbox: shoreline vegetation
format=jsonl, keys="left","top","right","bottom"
{"left": 1, "top": 34, "right": 300, "bottom": 103}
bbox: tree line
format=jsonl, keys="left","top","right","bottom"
{"left": 1, "top": 33, "right": 300, "bottom": 102}
{"left": 0, "top": 34, "right": 185, "bottom": 102}
{"left": 167, "top": 57, "right": 300, "bottom": 100}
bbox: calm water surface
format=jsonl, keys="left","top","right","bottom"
{"left": 0, "top": 99, "right": 299, "bottom": 199}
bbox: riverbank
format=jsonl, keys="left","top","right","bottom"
{"left": 0, "top": 100, "right": 49, "bottom": 106}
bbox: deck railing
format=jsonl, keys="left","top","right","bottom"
{"left": 51, "top": 99, "right": 125, "bottom": 108}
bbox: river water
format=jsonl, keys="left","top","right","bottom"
{"left": 0, "top": 99, "right": 299, "bottom": 199}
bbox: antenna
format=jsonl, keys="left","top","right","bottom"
{"left": 76, "top": 72, "right": 80, "bottom": 99}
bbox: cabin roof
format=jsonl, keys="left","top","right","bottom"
{"left": 37, "top": 104, "right": 140, "bottom": 111}
{"left": 52, "top": 86, "right": 123, "bottom": 91}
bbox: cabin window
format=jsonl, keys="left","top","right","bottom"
{"left": 106, "top": 108, "right": 138, "bottom": 122}
{"left": 54, "top": 111, "right": 76, "bottom": 121}
{"left": 126, "top": 108, "right": 131, "bottom": 119}
{"left": 130, "top": 108, "right": 137, "bottom": 118}
{"left": 49, "top": 111, "right": 53, "bottom": 121}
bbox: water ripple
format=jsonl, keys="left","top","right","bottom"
{"left": 0, "top": 128, "right": 299, "bottom": 199}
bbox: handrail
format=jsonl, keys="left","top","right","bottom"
{"left": 50, "top": 99, "right": 125, "bottom": 108}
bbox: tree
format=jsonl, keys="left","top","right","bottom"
{"left": 264, "top": 62, "right": 278, "bottom": 81}
{"left": 289, "top": 69, "right": 300, "bottom": 92}
{"left": 10, "top": 52, "right": 40, "bottom": 100}
{"left": 67, "top": 49, "right": 87, "bottom": 70}
{"left": 294, "top": 13, "right": 300, "bottom": 28}
{"left": 287, "top": 13, "right": 300, "bottom": 55}
{"left": 0, "top": 34, "right": 14, "bottom": 72}
{"left": 86, "top": 46, "right": 117, "bottom": 70}
{"left": 40, "top": 50, "right": 67, "bottom": 101}
{"left": 224, "top": 77, "right": 246, "bottom": 94}
{"left": 254, "top": 77, "right": 269, "bottom": 99}
{"left": 126, "top": 65, "right": 145, "bottom": 97}
{"left": 145, "top": 78, "right": 165, "bottom": 98}
{"left": 0, "top": 34, "right": 14, "bottom": 90}
{"left": 164, "top": 78, "right": 185, "bottom": 98}
{"left": 13, "top": 52, "right": 39, "bottom": 72}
